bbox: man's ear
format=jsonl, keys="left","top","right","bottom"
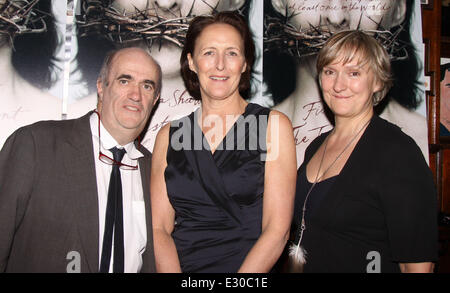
{"left": 389, "top": 0, "right": 407, "bottom": 28}
{"left": 153, "top": 93, "right": 160, "bottom": 106}
{"left": 97, "top": 79, "right": 104, "bottom": 102}
{"left": 187, "top": 53, "right": 197, "bottom": 74}
{"left": 271, "top": 0, "right": 287, "bottom": 16}
{"left": 216, "top": 0, "right": 246, "bottom": 11}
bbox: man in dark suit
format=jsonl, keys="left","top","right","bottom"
{"left": 0, "top": 47, "right": 161, "bottom": 272}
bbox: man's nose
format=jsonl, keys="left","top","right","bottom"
{"left": 128, "top": 83, "right": 143, "bottom": 101}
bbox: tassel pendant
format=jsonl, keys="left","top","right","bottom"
{"left": 290, "top": 217, "right": 307, "bottom": 266}
{"left": 289, "top": 242, "right": 307, "bottom": 265}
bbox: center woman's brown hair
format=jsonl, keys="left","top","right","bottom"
{"left": 180, "top": 11, "right": 255, "bottom": 100}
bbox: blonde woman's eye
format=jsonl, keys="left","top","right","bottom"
{"left": 350, "top": 71, "right": 360, "bottom": 77}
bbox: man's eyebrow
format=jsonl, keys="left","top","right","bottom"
{"left": 143, "top": 79, "right": 156, "bottom": 86}
{"left": 117, "top": 74, "right": 132, "bottom": 80}
{"left": 117, "top": 74, "right": 155, "bottom": 85}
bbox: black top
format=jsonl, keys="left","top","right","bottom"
{"left": 292, "top": 115, "right": 438, "bottom": 273}
{"left": 165, "top": 103, "right": 271, "bottom": 272}
{"left": 295, "top": 170, "right": 337, "bottom": 222}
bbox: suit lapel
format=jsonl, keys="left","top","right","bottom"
{"left": 62, "top": 112, "right": 99, "bottom": 273}
{"left": 136, "top": 144, "right": 156, "bottom": 272}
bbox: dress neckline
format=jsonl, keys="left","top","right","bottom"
{"left": 192, "top": 103, "right": 253, "bottom": 156}
{"left": 302, "top": 169, "right": 337, "bottom": 185}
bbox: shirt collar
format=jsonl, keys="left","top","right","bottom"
{"left": 89, "top": 112, "right": 144, "bottom": 160}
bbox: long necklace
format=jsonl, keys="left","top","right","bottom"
{"left": 289, "top": 118, "right": 372, "bottom": 267}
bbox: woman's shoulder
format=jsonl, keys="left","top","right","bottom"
{"left": 308, "top": 130, "right": 331, "bottom": 149}
{"left": 369, "top": 115, "right": 427, "bottom": 162}
{"left": 371, "top": 115, "right": 420, "bottom": 149}
{"left": 267, "top": 109, "right": 292, "bottom": 127}
{"left": 300, "top": 130, "right": 331, "bottom": 166}
{"left": 246, "top": 102, "right": 271, "bottom": 117}
{"left": 167, "top": 109, "right": 198, "bottom": 132}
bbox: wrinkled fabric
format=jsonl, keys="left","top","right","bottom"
{"left": 165, "top": 103, "right": 270, "bottom": 272}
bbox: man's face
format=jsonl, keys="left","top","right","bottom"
{"left": 272, "top": 0, "right": 406, "bottom": 33}
{"left": 97, "top": 48, "right": 160, "bottom": 142}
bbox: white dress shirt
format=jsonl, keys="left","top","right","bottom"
{"left": 89, "top": 113, "right": 147, "bottom": 273}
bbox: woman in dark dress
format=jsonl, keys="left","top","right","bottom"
{"left": 290, "top": 30, "right": 438, "bottom": 273}
{"left": 151, "top": 11, "right": 297, "bottom": 273}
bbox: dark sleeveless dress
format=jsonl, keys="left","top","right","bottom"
{"left": 164, "top": 103, "right": 270, "bottom": 272}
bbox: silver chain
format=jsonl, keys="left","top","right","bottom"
{"left": 296, "top": 117, "right": 372, "bottom": 248}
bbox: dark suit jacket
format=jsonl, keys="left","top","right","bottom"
{"left": 0, "top": 112, "right": 156, "bottom": 273}
{"left": 293, "top": 115, "right": 438, "bottom": 273}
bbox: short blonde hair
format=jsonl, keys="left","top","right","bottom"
{"left": 316, "top": 30, "right": 393, "bottom": 105}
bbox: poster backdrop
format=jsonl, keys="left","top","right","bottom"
{"left": 263, "top": 0, "right": 428, "bottom": 166}
{"left": 0, "top": 1, "right": 66, "bottom": 147}
{"left": 1, "top": 0, "right": 428, "bottom": 168}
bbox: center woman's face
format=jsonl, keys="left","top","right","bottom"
{"left": 272, "top": 0, "right": 406, "bottom": 33}
{"left": 188, "top": 23, "right": 247, "bottom": 101}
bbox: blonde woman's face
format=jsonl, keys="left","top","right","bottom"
{"left": 272, "top": 0, "right": 406, "bottom": 33}
{"left": 320, "top": 55, "right": 380, "bottom": 119}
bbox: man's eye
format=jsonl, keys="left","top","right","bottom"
{"left": 143, "top": 83, "right": 153, "bottom": 91}
{"left": 228, "top": 51, "right": 238, "bottom": 56}
{"left": 204, "top": 51, "right": 214, "bottom": 56}
{"left": 323, "top": 70, "right": 334, "bottom": 75}
{"left": 119, "top": 79, "right": 129, "bottom": 85}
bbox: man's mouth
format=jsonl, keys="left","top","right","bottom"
{"left": 124, "top": 105, "right": 141, "bottom": 112}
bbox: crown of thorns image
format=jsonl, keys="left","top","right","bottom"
{"left": 77, "top": 0, "right": 246, "bottom": 48}
{"left": 264, "top": 12, "right": 410, "bottom": 62}
{"left": 0, "top": 0, "right": 48, "bottom": 38}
